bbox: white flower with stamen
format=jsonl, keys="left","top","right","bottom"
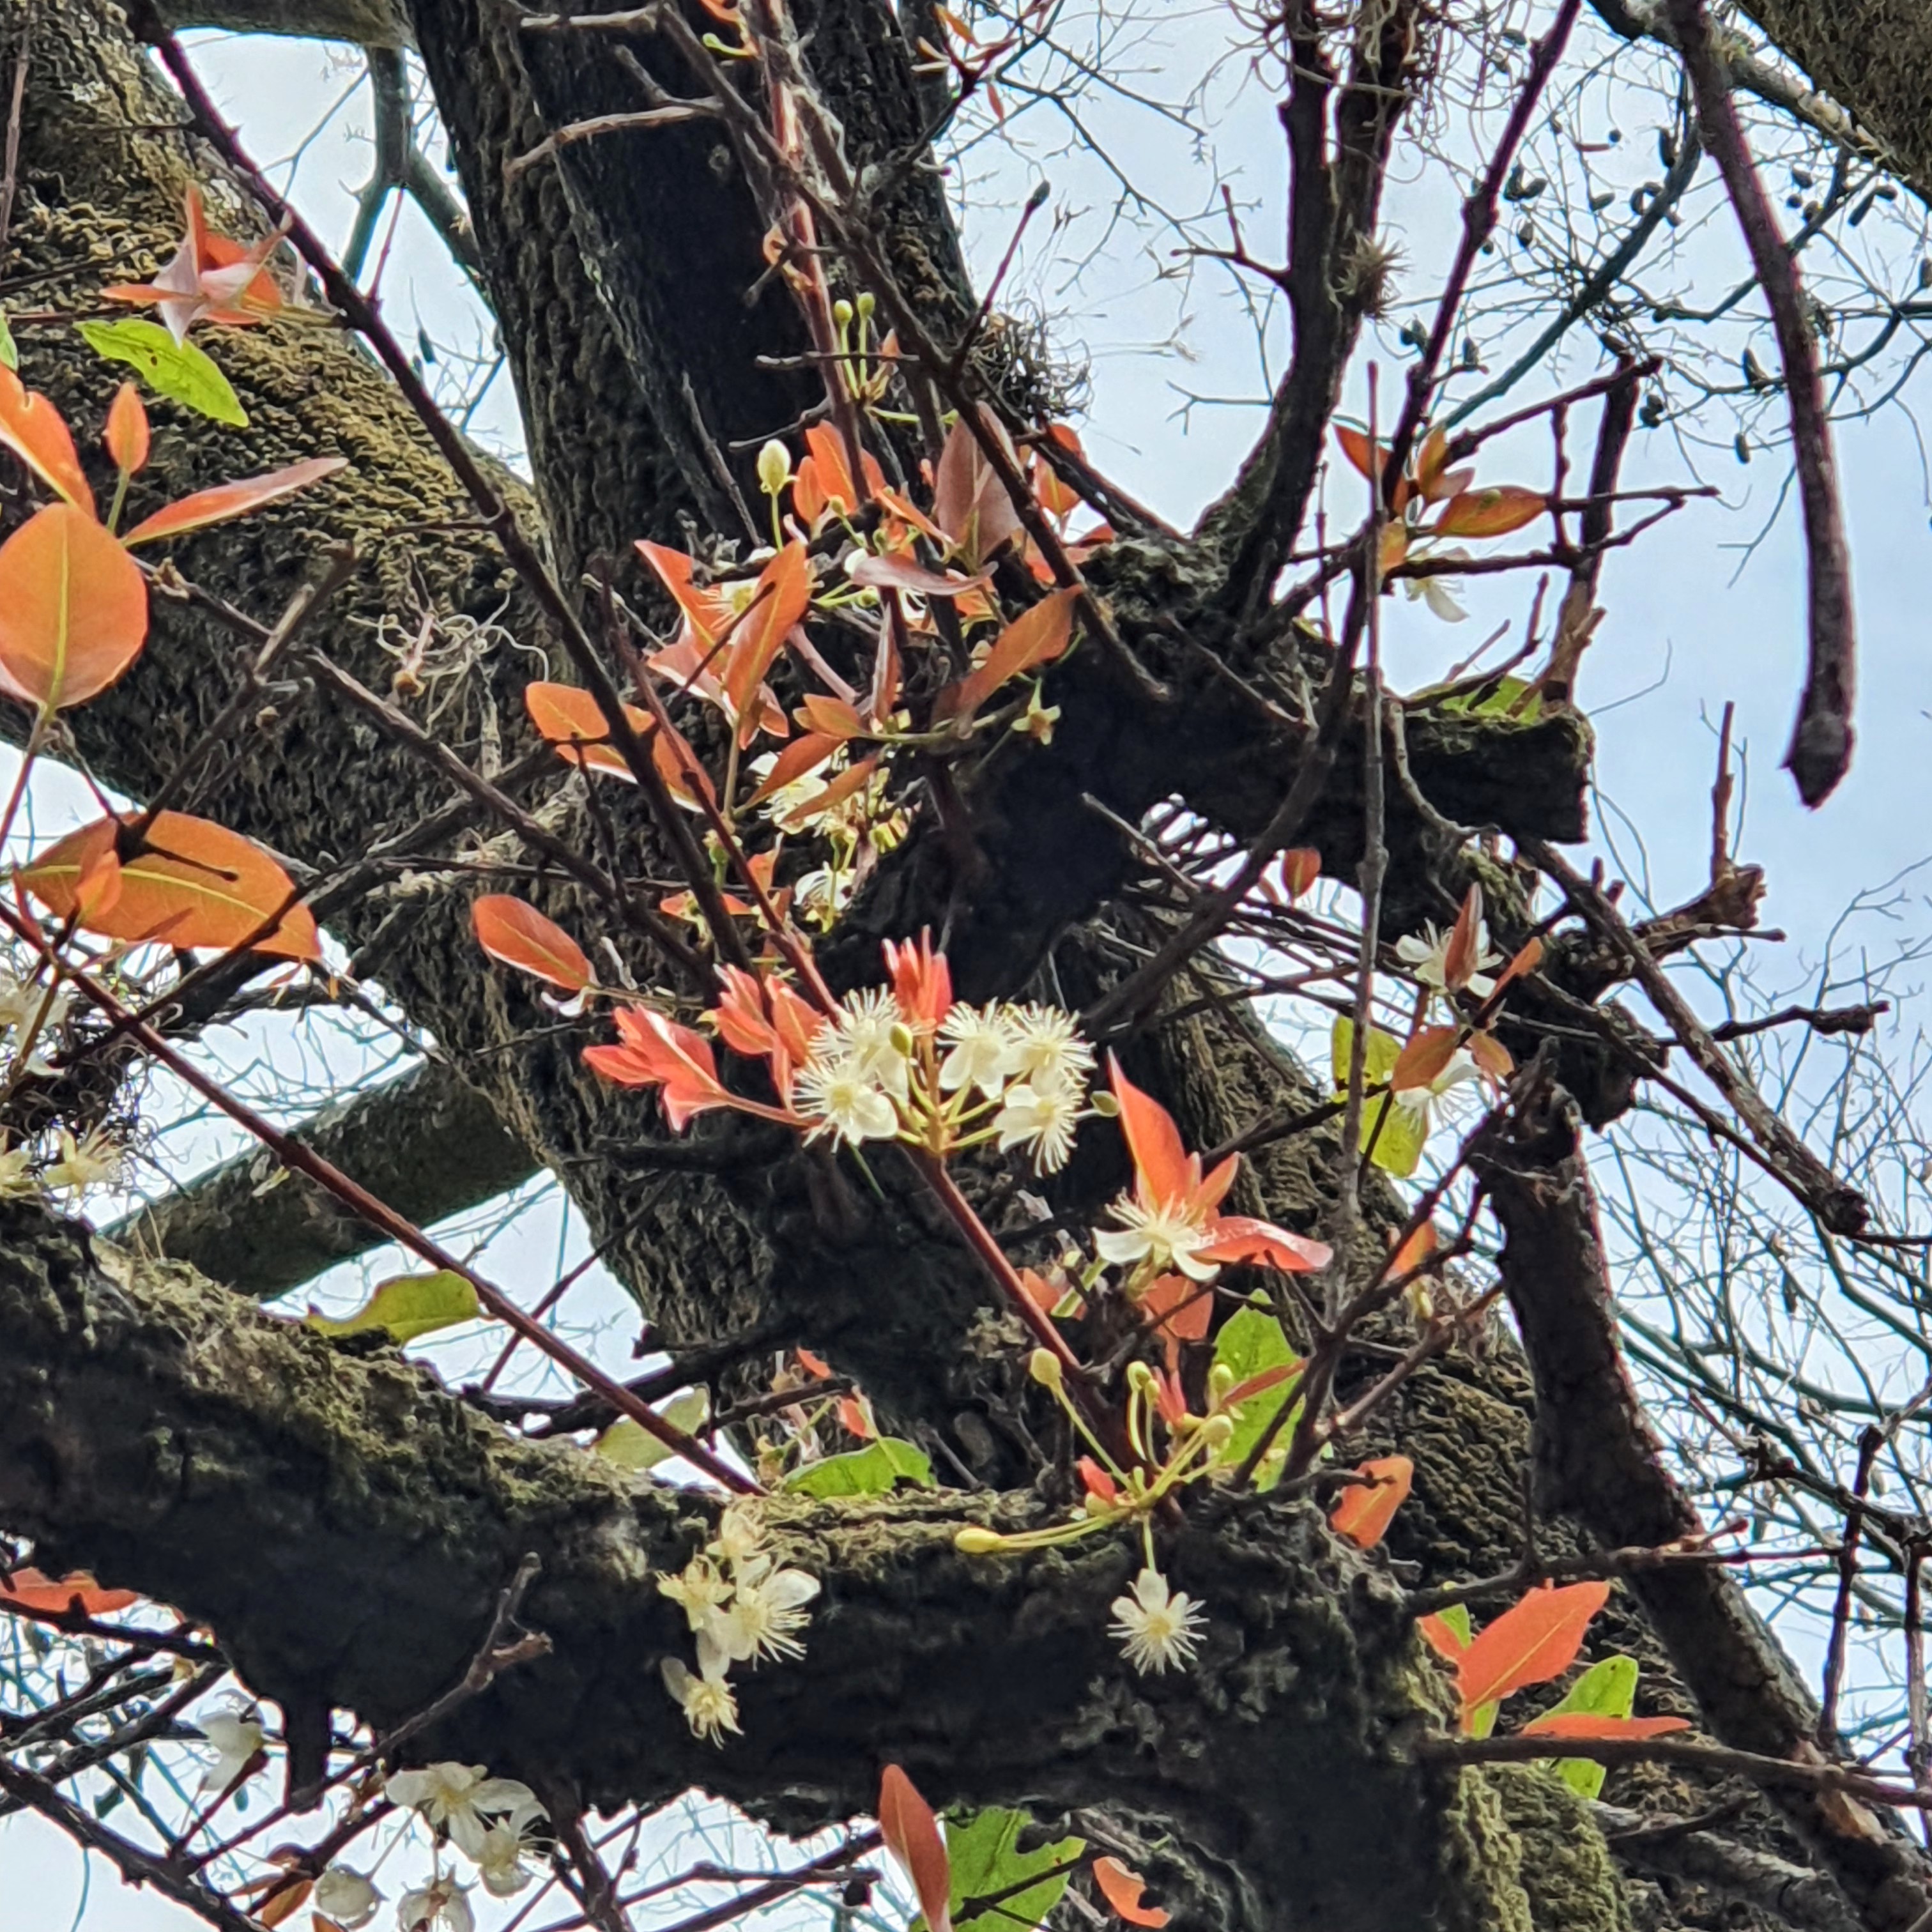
{"left": 396, "top": 1874, "right": 474, "bottom": 1932}
{"left": 829, "top": 988, "right": 912, "bottom": 1099}
{"left": 1395, "top": 919, "right": 1502, "bottom": 1000}
{"left": 1001, "top": 1005, "right": 1094, "bottom": 1096}
{"left": 314, "top": 1866, "right": 382, "bottom": 1929}
{"left": 1108, "top": 1568, "right": 1206, "bottom": 1675}
{"left": 1094, "top": 1199, "right": 1218, "bottom": 1281}
{"left": 703, "top": 1565, "right": 822, "bottom": 1665}
{"left": 662, "top": 1633, "right": 741, "bottom": 1745}
{"left": 197, "top": 1706, "right": 264, "bottom": 1793}
{"left": 43, "top": 1127, "right": 123, "bottom": 1197}
{"left": 1401, "top": 547, "right": 1471, "bottom": 624}
{"left": 385, "top": 1763, "right": 543, "bottom": 1855}
{"left": 471, "top": 1816, "right": 545, "bottom": 1897}
{"left": 659, "top": 1555, "right": 733, "bottom": 1630}
{"left": 714, "top": 1499, "right": 770, "bottom": 1565}
{"left": 993, "top": 1082, "right": 1083, "bottom": 1173}
{"left": 794, "top": 1050, "right": 900, "bottom": 1144}
{"left": 1392, "top": 1046, "right": 1482, "bottom": 1123}
{"left": 939, "top": 1004, "right": 1018, "bottom": 1098}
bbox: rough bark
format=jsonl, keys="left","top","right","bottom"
{"left": 109, "top": 1062, "right": 536, "bottom": 1299}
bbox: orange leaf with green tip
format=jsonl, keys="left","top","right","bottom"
{"left": 22, "top": 811, "right": 319, "bottom": 960}
{"left": 1456, "top": 1581, "right": 1609, "bottom": 1728}
{"left": 0, "top": 365, "right": 93, "bottom": 513}
{"left": 1328, "top": 1455, "right": 1413, "bottom": 1550}
{"left": 0, "top": 503, "right": 148, "bottom": 710}
{"left": 121, "top": 456, "right": 346, "bottom": 546}
{"left": 0, "top": 1567, "right": 140, "bottom": 1615}
{"left": 1092, "top": 1856, "right": 1169, "bottom": 1927}
{"left": 472, "top": 895, "right": 592, "bottom": 992}
{"left": 1431, "top": 484, "right": 1545, "bottom": 539}
{"left": 878, "top": 1765, "right": 951, "bottom": 1932}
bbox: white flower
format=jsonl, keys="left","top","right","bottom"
{"left": 197, "top": 1707, "right": 264, "bottom": 1793}
{"left": 0, "top": 1142, "right": 39, "bottom": 1199}
{"left": 314, "top": 1866, "right": 382, "bottom": 1929}
{"left": 0, "top": 974, "right": 69, "bottom": 1039}
{"left": 1095, "top": 1199, "right": 1218, "bottom": 1282}
{"left": 663, "top": 1634, "right": 741, "bottom": 1745}
{"left": 794, "top": 1050, "right": 900, "bottom": 1144}
{"left": 939, "top": 1004, "right": 1017, "bottom": 1098}
{"left": 703, "top": 1566, "right": 820, "bottom": 1665}
{"left": 659, "top": 1555, "right": 733, "bottom": 1630}
{"left": 1000, "top": 1004, "right": 1094, "bottom": 1096}
{"left": 396, "top": 1874, "right": 474, "bottom": 1932}
{"left": 827, "top": 988, "right": 911, "bottom": 1100}
{"left": 1392, "top": 1046, "right": 1482, "bottom": 1121}
{"left": 1394, "top": 921, "right": 1501, "bottom": 999}
{"left": 471, "top": 1816, "right": 544, "bottom": 1897}
{"left": 993, "top": 1082, "right": 1083, "bottom": 1173}
{"left": 384, "top": 1763, "right": 542, "bottom": 1857}
{"left": 1108, "top": 1568, "right": 1207, "bottom": 1675}
{"left": 1401, "top": 547, "right": 1471, "bottom": 623}
{"left": 714, "top": 1499, "right": 769, "bottom": 1566}
{"left": 43, "top": 1128, "right": 123, "bottom": 1197}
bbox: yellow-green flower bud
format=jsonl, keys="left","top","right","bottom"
{"left": 857, "top": 291, "right": 877, "bottom": 319}
{"left": 889, "top": 1020, "right": 916, "bottom": 1059}
{"left": 1089, "top": 1091, "right": 1120, "bottom": 1117}
{"left": 1028, "top": 1347, "right": 1064, "bottom": 1390}
{"left": 1208, "top": 1363, "right": 1236, "bottom": 1404}
{"left": 833, "top": 297, "right": 855, "bottom": 330}
{"left": 954, "top": 1526, "right": 1006, "bottom": 1554}
{"left": 756, "top": 439, "right": 792, "bottom": 497}
{"left": 1126, "top": 1360, "right": 1156, "bottom": 1393}
{"left": 1200, "top": 1413, "right": 1235, "bottom": 1448}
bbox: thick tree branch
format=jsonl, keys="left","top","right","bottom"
{"left": 109, "top": 1061, "right": 537, "bottom": 1301}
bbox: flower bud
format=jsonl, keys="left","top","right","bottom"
{"left": 889, "top": 1020, "right": 917, "bottom": 1059}
{"left": 1126, "top": 1360, "right": 1156, "bottom": 1394}
{"left": 1028, "top": 1347, "right": 1063, "bottom": 1390}
{"left": 833, "top": 297, "right": 855, "bottom": 330}
{"left": 1200, "top": 1413, "right": 1235, "bottom": 1448}
{"left": 1208, "top": 1363, "right": 1236, "bottom": 1404}
{"left": 857, "top": 291, "right": 877, "bottom": 319}
{"left": 954, "top": 1526, "right": 1006, "bottom": 1554}
{"left": 756, "top": 440, "right": 792, "bottom": 496}
{"left": 1089, "top": 1091, "right": 1120, "bottom": 1118}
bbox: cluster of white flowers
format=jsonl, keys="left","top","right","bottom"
{"left": 659, "top": 1500, "right": 821, "bottom": 1745}
{"left": 381, "top": 1760, "right": 549, "bottom": 1926}
{"left": 792, "top": 988, "right": 1096, "bottom": 1172}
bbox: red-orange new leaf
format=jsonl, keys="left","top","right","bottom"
{"left": 1455, "top": 1581, "right": 1611, "bottom": 1730}
{"left": 471, "top": 895, "right": 594, "bottom": 993}
{"left": 0, "top": 1567, "right": 141, "bottom": 1615}
{"left": 0, "top": 365, "right": 95, "bottom": 514}
{"left": 104, "top": 381, "right": 150, "bottom": 479}
{"left": 1328, "top": 1455, "right": 1414, "bottom": 1550}
{"left": 1431, "top": 485, "right": 1545, "bottom": 539}
{"left": 1092, "top": 1856, "right": 1170, "bottom": 1928}
{"left": 21, "top": 812, "right": 321, "bottom": 960}
{"left": 0, "top": 503, "right": 148, "bottom": 712}
{"left": 723, "top": 540, "right": 813, "bottom": 744}
{"left": 120, "top": 456, "right": 348, "bottom": 546}
{"left": 583, "top": 1006, "right": 732, "bottom": 1131}
{"left": 939, "top": 587, "right": 1079, "bottom": 724}
{"left": 877, "top": 1764, "right": 951, "bottom": 1932}
{"left": 1519, "top": 1712, "right": 1691, "bottom": 1740}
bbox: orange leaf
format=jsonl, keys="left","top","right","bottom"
{"left": 1417, "top": 1611, "right": 1470, "bottom": 1661}
{"left": 797, "top": 693, "right": 866, "bottom": 740}
{"left": 878, "top": 1765, "right": 951, "bottom": 1932}
{"left": 525, "top": 680, "right": 654, "bottom": 781}
{"left": 1468, "top": 1030, "right": 1514, "bottom": 1084}
{"left": 1107, "top": 1054, "right": 1193, "bottom": 1207}
{"left": 257, "top": 1879, "right": 314, "bottom": 1928}
{"left": 838, "top": 1393, "right": 875, "bottom": 1439}
{"left": 1457, "top": 1581, "right": 1610, "bottom": 1724}
{"left": 723, "top": 540, "right": 813, "bottom": 741}
{"left": 22, "top": 811, "right": 320, "bottom": 960}
{"left": 1334, "top": 424, "right": 1384, "bottom": 484}
{"left": 1520, "top": 1712, "right": 1691, "bottom": 1740}
{"left": 121, "top": 457, "right": 347, "bottom": 546}
{"left": 1138, "top": 1270, "right": 1212, "bottom": 1344}
{"left": 779, "top": 752, "right": 878, "bottom": 829}
{"left": 472, "top": 895, "right": 592, "bottom": 992}
{"left": 1491, "top": 935, "right": 1544, "bottom": 997}
{"left": 1389, "top": 1220, "right": 1438, "bottom": 1278}
{"left": 1377, "top": 521, "right": 1409, "bottom": 577}
{"left": 0, "top": 1567, "right": 141, "bottom": 1614}
{"left": 636, "top": 540, "right": 730, "bottom": 647}
{"left": 0, "top": 365, "right": 93, "bottom": 513}
{"left": 0, "top": 503, "right": 148, "bottom": 711}
{"left": 843, "top": 550, "right": 990, "bottom": 599}
{"left": 746, "top": 731, "right": 840, "bottom": 806}
{"left": 1442, "top": 882, "right": 1484, "bottom": 992}
{"left": 1328, "top": 1455, "right": 1413, "bottom": 1550}
{"left": 797, "top": 1346, "right": 834, "bottom": 1379}
{"left": 105, "top": 381, "right": 150, "bottom": 477}
{"left": 942, "top": 586, "right": 1078, "bottom": 723}
{"left": 1391, "top": 1025, "right": 1460, "bottom": 1094}
{"left": 1093, "top": 1856, "right": 1169, "bottom": 1928}
{"left": 1431, "top": 485, "right": 1545, "bottom": 539}
{"left": 1279, "top": 848, "right": 1321, "bottom": 900}
{"left": 933, "top": 406, "right": 1025, "bottom": 565}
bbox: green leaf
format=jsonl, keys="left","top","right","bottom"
{"left": 0, "top": 311, "right": 16, "bottom": 372}
{"left": 1434, "top": 1603, "right": 1474, "bottom": 1647}
{"left": 1330, "top": 1016, "right": 1430, "bottom": 1178}
{"left": 1540, "top": 1653, "right": 1639, "bottom": 1799}
{"left": 75, "top": 319, "right": 247, "bottom": 427}
{"left": 1435, "top": 675, "right": 1543, "bottom": 723}
{"left": 785, "top": 1436, "right": 933, "bottom": 1498}
{"left": 594, "top": 1389, "right": 710, "bottom": 1472}
{"left": 305, "top": 1269, "right": 480, "bottom": 1345}
{"left": 1211, "top": 1305, "right": 1303, "bottom": 1492}
{"left": 935, "top": 1808, "right": 1085, "bottom": 1932}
